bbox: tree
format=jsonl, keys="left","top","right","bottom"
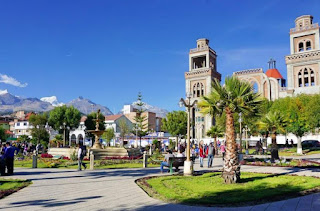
{"left": 119, "top": 119, "right": 130, "bottom": 147}
{"left": 133, "top": 92, "right": 148, "bottom": 148}
{"left": 258, "top": 111, "right": 287, "bottom": 161}
{"left": 18, "top": 135, "right": 30, "bottom": 143}
{"left": 31, "top": 127, "right": 50, "bottom": 148}
{"left": 48, "top": 105, "right": 81, "bottom": 144}
{"left": 0, "top": 126, "right": 8, "bottom": 142}
{"left": 103, "top": 128, "right": 115, "bottom": 146}
{"left": 162, "top": 111, "right": 187, "bottom": 150}
{"left": 29, "top": 113, "right": 48, "bottom": 127}
{"left": 85, "top": 111, "right": 106, "bottom": 139}
{"left": 198, "top": 77, "right": 262, "bottom": 183}
{"left": 206, "top": 125, "right": 224, "bottom": 154}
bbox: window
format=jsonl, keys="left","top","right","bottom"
{"left": 24, "top": 122, "right": 27, "bottom": 126}
{"left": 17, "top": 123, "right": 20, "bottom": 126}
{"left": 197, "top": 83, "right": 200, "bottom": 97}
{"left": 304, "top": 68, "right": 309, "bottom": 86}
{"left": 201, "top": 84, "right": 204, "bottom": 96}
{"left": 298, "top": 71, "right": 302, "bottom": 87}
{"left": 201, "top": 117, "right": 204, "bottom": 122}
{"left": 299, "top": 42, "right": 304, "bottom": 52}
{"left": 306, "top": 41, "right": 312, "bottom": 50}
{"left": 311, "top": 70, "right": 315, "bottom": 86}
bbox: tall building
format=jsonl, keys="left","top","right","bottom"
{"left": 184, "top": 39, "right": 221, "bottom": 140}
{"left": 234, "top": 15, "right": 320, "bottom": 100}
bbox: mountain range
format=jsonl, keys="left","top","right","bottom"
{"left": 0, "top": 90, "right": 168, "bottom": 118}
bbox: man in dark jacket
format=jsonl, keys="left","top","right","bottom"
{"left": 206, "top": 142, "right": 215, "bottom": 168}
{"left": 4, "top": 142, "right": 16, "bottom": 175}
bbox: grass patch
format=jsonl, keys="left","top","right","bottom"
{"left": 15, "top": 158, "right": 159, "bottom": 169}
{"left": 0, "top": 179, "right": 32, "bottom": 199}
{"left": 139, "top": 172, "right": 320, "bottom": 206}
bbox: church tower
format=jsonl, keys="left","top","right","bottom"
{"left": 286, "top": 15, "right": 320, "bottom": 95}
{"left": 184, "top": 39, "right": 221, "bottom": 141}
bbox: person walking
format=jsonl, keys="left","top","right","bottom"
{"left": 220, "top": 142, "right": 226, "bottom": 161}
{"left": 206, "top": 143, "right": 215, "bottom": 168}
{"left": 77, "top": 143, "right": 87, "bottom": 171}
{"left": 4, "top": 142, "right": 16, "bottom": 175}
{"left": 199, "top": 144, "right": 205, "bottom": 167}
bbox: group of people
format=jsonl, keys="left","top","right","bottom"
{"left": 0, "top": 142, "right": 18, "bottom": 176}
{"left": 160, "top": 140, "right": 228, "bottom": 173}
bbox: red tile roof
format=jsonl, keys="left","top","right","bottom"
{"left": 105, "top": 114, "right": 123, "bottom": 121}
{"left": 265, "top": 68, "right": 283, "bottom": 79}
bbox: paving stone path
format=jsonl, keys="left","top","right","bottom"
{"left": 0, "top": 157, "right": 319, "bottom": 211}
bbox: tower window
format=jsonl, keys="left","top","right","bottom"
{"left": 306, "top": 41, "right": 312, "bottom": 50}
{"left": 192, "top": 56, "right": 206, "bottom": 69}
{"left": 304, "top": 68, "right": 309, "bottom": 86}
{"left": 197, "top": 83, "right": 200, "bottom": 97}
{"left": 299, "top": 42, "right": 304, "bottom": 52}
{"left": 201, "top": 84, "right": 204, "bottom": 96}
{"left": 298, "top": 71, "right": 302, "bottom": 87}
{"left": 311, "top": 70, "right": 315, "bottom": 86}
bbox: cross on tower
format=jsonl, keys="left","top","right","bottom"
{"left": 268, "top": 58, "right": 276, "bottom": 69}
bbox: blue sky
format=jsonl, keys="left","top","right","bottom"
{"left": 1, "top": 0, "right": 320, "bottom": 113}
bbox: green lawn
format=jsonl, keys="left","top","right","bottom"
{"left": 141, "top": 172, "right": 320, "bottom": 206}
{"left": 14, "top": 159, "right": 160, "bottom": 169}
{"left": 241, "top": 148, "right": 320, "bottom": 156}
{"left": 0, "top": 179, "right": 31, "bottom": 199}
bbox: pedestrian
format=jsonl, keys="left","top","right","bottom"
{"left": 290, "top": 139, "right": 294, "bottom": 147}
{"left": 4, "top": 142, "right": 16, "bottom": 175}
{"left": 77, "top": 142, "right": 87, "bottom": 171}
{"left": 0, "top": 150, "right": 5, "bottom": 176}
{"left": 160, "top": 150, "right": 174, "bottom": 173}
{"left": 199, "top": 143, "right": 205, "bottom": 167}
{"left": 220, "top": 142, "right": 226, "bottom": 161}
{"left": 206, "top": 143, "right": 215, "bottom": 168}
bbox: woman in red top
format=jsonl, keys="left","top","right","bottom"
{"left": 199, "top": 144, "right": 205, "bottom": 167}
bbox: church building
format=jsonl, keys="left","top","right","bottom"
{"left": 234, "top": 15, "right": 320, "bottom": 100}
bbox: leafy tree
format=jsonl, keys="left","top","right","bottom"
{"left": 133, "top": 92, "right": 148, "bottom": 148}
{"left": 29, "top": 113, "right": 48, "bottom": 127}
{"left": 0, "top": 126, "right": 8, "bottom": 142}
{"left": 18, "top": 135, "right": 30, "bottom": 143}
{"left": 48, "top": 105, "right": 81, "bottom": 145}
{"left": 103, "top": 128, "right": 115, "bottom": 146}
{"left": 31, "top": 127, "right": 50, "bottom": 148}
{"left": 119, "top": 119, "right": 130, "bottom": 147}
{"left": 162, "top": 110, "right": 187, "bottom": 150}
{"left": 198, "top": 77, "right": 262, "bottom": 184}
{"left": 206, "top": 125, "right": 224, "bottom": 154}
{"left": 258, "top": 111, "right": 287, "bottom": 161}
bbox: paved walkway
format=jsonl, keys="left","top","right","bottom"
{"left": 0, "top": 158, "right": 319, "bottom": 211}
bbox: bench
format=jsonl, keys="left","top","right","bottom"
{"left": 168, "top": 156, "right": 196, "bottom": 174}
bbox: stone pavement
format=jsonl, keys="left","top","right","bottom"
{"left": 0, "top": 158, "right": 319, "bottom": 211}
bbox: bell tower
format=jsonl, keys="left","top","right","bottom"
{"left": 185, "top": 38, "right": 221, "bottom": 141}
{"left": 286, "top": 15, "right": 320, "bottom": 94}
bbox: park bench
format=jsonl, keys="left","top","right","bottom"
{"left": 168, "top": 156, "right": 196, "bottom": 174}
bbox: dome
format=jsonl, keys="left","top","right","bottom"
{"left": 265, "top": 68, "right": 283, "bottom": 79}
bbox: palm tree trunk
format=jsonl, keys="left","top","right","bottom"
{"left": 222, "top": 107, "right": 240, "bottom": 184}
{"left": 270, "top": 132, "right": 279, "bottom": 162}
{"left": 214, "top": 136, "right": 218, "bottom": 155}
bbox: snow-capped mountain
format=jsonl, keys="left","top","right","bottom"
{"left": 40, "top": 96, "right": 64, "bottom": 107}
{"left": 0, "top": 89, "right": 8, "bottom": 95}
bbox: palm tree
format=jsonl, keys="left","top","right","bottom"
{"left": 206, "top": 125, "right": 224, "bottom": 154}
{"left": 258, "top": 111, "right": 287, "bottom": 162}
{"left": 198, "top": 77, "right": 262, "bottom": 184}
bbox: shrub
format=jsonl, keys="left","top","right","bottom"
{"left": 70, "top": 150, "right": 77, "bottom": 161}
{"left": 41, "top": 153, "right": 53, "bottom": 158}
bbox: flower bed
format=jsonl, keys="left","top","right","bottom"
{"left": 242, "top": 158, "right": 320, "bottom": 168}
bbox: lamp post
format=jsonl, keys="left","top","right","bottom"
{"left": 243, "top": 125, "right": 250, "bottom": 155}
{"left": 238, "top": 112, "right": 243, "bottom": 153}
{"left": 179, "top": 92, "right": 197, "bottom": 176}
{"left": 60, "top": 122, "right": 70, "bottom": 147}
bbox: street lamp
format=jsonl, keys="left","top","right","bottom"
{"left": 60, "top": 122, "right": 70, "bottom": 147}
{"left": 238, "top": 112, "right": 243, "bottom": 153}
{"left": 243, "top": 125, "right": 250, "bottom": 155}
{"left": 179, "top": 92, "right": 197, "bottom": 176}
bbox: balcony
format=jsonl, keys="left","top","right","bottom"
{"left": 190, "top": 46, "right": 216, "bottom": 54}
{"left": 285, "top": 49, "right": 320, "bottom": 64}
{"left": 290, "top": 23, "right": 319, "bottom": 34}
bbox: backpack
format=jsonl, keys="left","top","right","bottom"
{"left": 81, "top": 146, "right": 87, "bottom": 157}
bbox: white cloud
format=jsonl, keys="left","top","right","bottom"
{"left": 0, "top": 74, "right": 28, "bottom": 87}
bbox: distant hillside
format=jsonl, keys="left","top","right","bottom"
{"left": 66, "top": 96, "right": 113, "bottom": 116}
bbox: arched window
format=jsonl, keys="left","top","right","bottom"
{"left": 299, "top": 42, "right": 304, "bottom": 52}
{"left": 201, "top": 83, "right": 204, "bottom": 96}
{"left": 306, "top": 41, "right": 312, "bottom": 50}
{"left": 197, "top": 83, "right": 200, "bottom": 97}
{"left": 193, "top": 84, "right": 196, "bottom": 97}
{"left": 298, "top": 71, "right": 302, "bottom": 87}
{"left": 311, "top": 70, "right": 315, "bottom": 86}
{"left": 304, "top": 68, "right": 309, "bottom": 86}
